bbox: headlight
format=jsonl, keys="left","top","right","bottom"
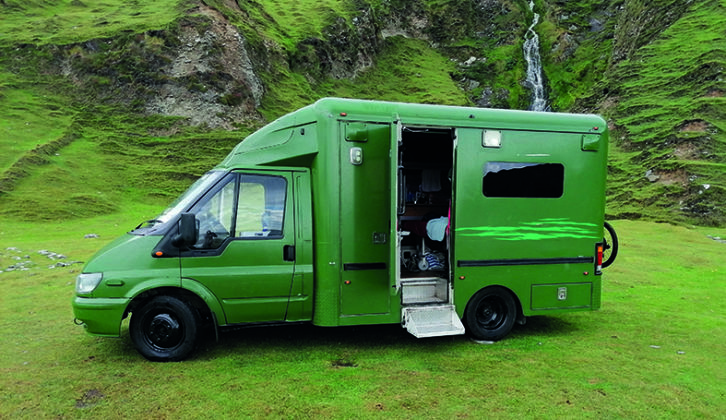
{"left": 76, "top": 273, "right": 103, "bottom": 294}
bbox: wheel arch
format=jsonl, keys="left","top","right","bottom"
{"left": 124, "top": 286, "right": 223, "bottom": 331}
{"left": 463, "top": 284, "right": 525, "bottom": 327}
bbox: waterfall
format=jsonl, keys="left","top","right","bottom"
{"left": 523, "top": 0, "right": 548, "bottom": 111}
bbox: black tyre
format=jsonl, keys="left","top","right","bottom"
{"left": 465, "top": 287, "right": 517, "bottom": 341}
{"left": 602, "top": 221, "right": 619, "bottom": 268}
{"left": 130, "top": 296, "right": 200, "bottom": 362}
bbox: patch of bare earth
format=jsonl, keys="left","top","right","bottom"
{"left": 600, "top": 96, "right": 620, "bottom": 114}
{"left": 656, "top": 169, "right": 689, "bottom": 187}
{"left": 75, "top": 389, "right": 105, "bottom": 408}
{"left": 679, "top": 120, "right": 708, "bottom": 132}
{"left": 674, "top": 142, "right": 700, "bottom": 159}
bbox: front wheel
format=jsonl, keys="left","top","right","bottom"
{"left": 130, "top": 296, "right": 201, "bottom": 362}
{"left": 465, "top": 287, "right": 517, "bottom": 341}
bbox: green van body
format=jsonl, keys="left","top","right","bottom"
{"left": 72, "top": 98, "right": 610, "bottom": 360}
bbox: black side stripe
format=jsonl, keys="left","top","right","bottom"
{"left": 458, "top": 256, "right": 594, "bottom": 268}
{"left": 343, "top": 262, "right": 387, "bottom": 271}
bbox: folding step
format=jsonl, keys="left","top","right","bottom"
{"left": 400, "top": 277, "right": 448, "bottom": 305}
{"left": 402, "top": 304, "right": 465, "bottom": 338}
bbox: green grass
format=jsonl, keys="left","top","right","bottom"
{"left": 0, "top": 0, "right": 186, "bottom": 45}
{"left": 258, "top": 67, "right": 321, "bottom": 121}
{"left": 0, "top": 73, "right": 74, "bottom": 173}
{"left": 257, "top": 0, "right": 350, "bottom": 45}
{"left": 204, "top": 0, "right": 354, "bottom": 53}
{"left": 323, "top": 37, "right": 470, "bottom": 106}
{"left": 0, "top": 105, "right": 248, "bottom": 221}
{"left": 259, "top": 36, "right": 471, "bottom": 121}
{"left": 0, "top": 70, "right": 81, "bottom": 196}
{"left": 544, "top": 36, "right": 613, "bottom": 111}
{"left": 1, "top": 220, "right": 724, "bottom": 417}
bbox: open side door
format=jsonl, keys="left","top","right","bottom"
{"left": 392, "top": 122, "right": 464, "bottom": 337}
{"left": 390, "top": 118, "right": 403, "bottom": 293}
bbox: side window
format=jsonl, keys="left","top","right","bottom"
{"left": 235, "top": 175, "right": 287, "bottom": 238}
{"left": 193, "top": 173, "right": 288, "bottom": 249}
{"left": 194, "top": 179, "right": 236, "bottom": 249}
{"left": 483, "top": 162, "right": 564, "bottom": 198}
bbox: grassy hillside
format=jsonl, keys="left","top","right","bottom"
{"left": 1, "top": 219, "right": 724, "bottom": 417}
{"left": 605, "top": 0, "right": 726, "bottom": 225}
{"left": 0, "top": 0, "right": 184, "bottom": 45}
{"left": 540, "top": 0, "right": 726, "bottom": 225}
{"left": 0, "top": 72, "right": 74, "bottom": 173}
{"left": 0, "top": 0, "right": 471, "bottom": 221}
{"left": 0, "top": 0, "right": 724, "bottom": 226}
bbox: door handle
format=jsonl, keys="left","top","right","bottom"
{"left": 283, "top": 245, "right": 296, "bottom": 262}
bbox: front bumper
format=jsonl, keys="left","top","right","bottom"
{"left": 72, "top": 296, "right": 130, "bottom": 337}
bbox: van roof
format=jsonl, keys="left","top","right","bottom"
{"left": 219, "top": 97, "right": 606, "bottom": 168}
{"left": 310, "top": 97, "right": 605, "bottom": 131}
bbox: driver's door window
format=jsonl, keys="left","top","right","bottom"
{"left": 193, "top": 173, "right": 288, "bottom": 249}
{"left": 194, "top": 179, "right": 235, "bottom": 249}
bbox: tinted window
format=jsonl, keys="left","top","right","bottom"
{"left": 483, "top": 162, "right": 564, "bottom": 198}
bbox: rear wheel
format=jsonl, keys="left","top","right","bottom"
{"left": 130, "top": 296, "right": 200, "bottom": 362}
{"left": 465, "top": 287, "right": 517, "bottom": 341}
{"left": 602, "top": 221, "right": 619, "bottom": 268}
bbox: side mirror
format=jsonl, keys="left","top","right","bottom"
{"left": 172, "top": 213, "right": 198, "bottom": 248}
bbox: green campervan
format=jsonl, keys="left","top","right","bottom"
{"left": 72, "top": 98, "right": 618, "bottom": 361}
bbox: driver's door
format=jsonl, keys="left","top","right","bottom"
{"left": 180, "top": 171, "right": 296, "bottom": 324}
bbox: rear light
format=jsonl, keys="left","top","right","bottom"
{"left": 595, "top": 243, "right": 604, "bottom": 275}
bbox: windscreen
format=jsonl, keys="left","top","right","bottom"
{"left": 156, "top": 171, "right": 226, "bottom": 223}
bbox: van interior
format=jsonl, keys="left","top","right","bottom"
{"left": 396, "top": 126, "right": 455, "bottom": 305}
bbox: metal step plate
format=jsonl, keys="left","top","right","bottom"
{"left": 400, "top": 277, "right": 448, "bottom": 305}
{"left": 402, "top": 304, "right": 465, "bottom": 338}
